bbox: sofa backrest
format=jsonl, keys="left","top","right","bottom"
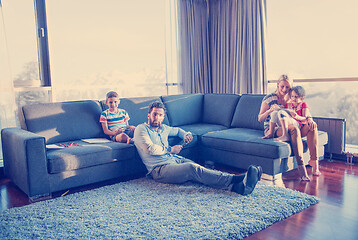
{"left": 202, "top": 94, "right": 241, "bottom": 128}
{"left": 231, "top": 94, "right": 265, "bottom": 130}
{"left": 23, "top": 100, "right": 105, "bottom": 144}
{"left": 161, "top": 94, "right": 204, "bottom": 127}
{"left": 100, "top": 96, "right": 169, "bottom": 126}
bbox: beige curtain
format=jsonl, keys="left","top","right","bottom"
{"left": 178, "top": 0, "right": 212, "bottom": 93}
{"left": 178, "top": 0, "right": 267, "bottom": 94}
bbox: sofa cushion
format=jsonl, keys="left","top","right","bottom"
{"left": 202, "top": 128, "right": 290, "bottom": 159}
{"left": 47, "top": 141, "right": 135, "bottom": 174}
{"left": 231, "top": 94, "right": 265, "bottom": 130}
{"left": 202, "top": 128, "right": 328, "bottom": 159}
{"left": 202, "top": 94, "right": 240, "bottom": 127}
{"left": 179, "top": 123, "right": 228, "bottom": 138}
{"left": 161, "top": 94, "right": 204, "bottom": 127}
{"left": 100, "top": 96, "right": 169, "bottom": 126}
{"left": 23, "top": 101, "right": 105, "bottom": 144}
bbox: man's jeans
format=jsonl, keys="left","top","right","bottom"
{"left": 151, "top": 158, "right": 234, "bottom": 189}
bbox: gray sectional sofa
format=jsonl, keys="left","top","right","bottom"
{"left": 1, "top": 94, "right": 328, "bottom": 200}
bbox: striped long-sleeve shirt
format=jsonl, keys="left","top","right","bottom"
{"left": 99, "top": 109, "right": 130, "bottom": 130}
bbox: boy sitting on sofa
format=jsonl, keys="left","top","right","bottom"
{"left": 100, "top": 91, "right": 135, "bottom": 144}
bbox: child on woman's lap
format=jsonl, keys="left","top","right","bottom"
{"left": 262, "top": 108, "right": 297, "bottom": 142}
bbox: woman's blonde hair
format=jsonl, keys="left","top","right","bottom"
{"left": 275, "top": 74, "right": 293, "bottom": 92}
{"left": 278, "top": 74, "right": 293, "bottom": 86}
{"left": 275, "top": 74, "right": 293, "bottom": 102}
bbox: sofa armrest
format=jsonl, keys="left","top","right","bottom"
{"left": 1, "top": 127, "right": 50, "bottom": 199}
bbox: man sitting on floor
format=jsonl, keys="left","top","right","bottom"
{"left": 134, "top": 101, "right": 262, "bottom": 195}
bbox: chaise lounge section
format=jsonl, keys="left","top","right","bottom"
{"left": 1, "top": 93, "right": 328, "bottom": 200}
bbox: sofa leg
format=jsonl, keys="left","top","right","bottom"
{"left": 29, "top": 193, "right": 52, "bottom": 203}
{"left": 260, "top": 173, "right": 285, "bottom": 187}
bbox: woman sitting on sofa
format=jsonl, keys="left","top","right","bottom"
{"left": 257, "top": 74, "right": 321, "bottom": 181}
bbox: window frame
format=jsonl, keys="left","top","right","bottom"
{"left": 34, "top": 0, "right": 51, "bottom": 87}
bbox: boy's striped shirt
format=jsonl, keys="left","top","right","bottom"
{"left": 100, "top": 109, "right": 130, "bottom": 130}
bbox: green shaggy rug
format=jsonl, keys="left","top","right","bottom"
{"left": 0, "top": 178, "right": 318, "bottom": 239}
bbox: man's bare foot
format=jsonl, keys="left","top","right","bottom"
{"left": 308, "top": 160, "right": 321, "bottom": 176}
{"left": 274, "top": 135, "right": 290, "bottom": 142}
{"left": 262, "top": 134, "right": 273, "bottom": 139}
{"left": 298, "top": 165, "right": 311, "bottom": 181}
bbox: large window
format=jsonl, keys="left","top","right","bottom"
{"left": 267, "top": 0, "right": 358, "bottom": 79}
{"left": 0, "top": 0, "right": 180, "bottom": 166}
{"left": 267, "top": 0, "right": 358, "bottom": 144}
{"left": 1, "top": 0, "right": 41, "bottom": 87}
{"left": 0, "top": 0, "right": 41, "bottom": 166}
{"left": 45, "top": 0, "right": 177, "bottom": 102}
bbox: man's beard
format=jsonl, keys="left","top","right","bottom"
{"left": 149, "top": 119, "right": 161, "bottom": 128}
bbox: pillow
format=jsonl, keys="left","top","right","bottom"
{"left": 202, "top": 94, "right": 240, "bottom": 127}
{"left": 231, "top": 94, "right": 265, "bottom": 130}
{"left": 23, "top": 100, "right": 105, "bottom": 144}
{"left": 161, "top": 94, "right": 204, "bottom": 127}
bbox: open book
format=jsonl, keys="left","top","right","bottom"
{"left": 81, "top": 138, "right": 111, "bottom": 144}
{"left": 46, "top": 144, "right": 65, "bottom": 149}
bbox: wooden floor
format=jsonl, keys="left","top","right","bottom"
{"left": 1, "top": 160, "right": 358, "bottom": 240}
